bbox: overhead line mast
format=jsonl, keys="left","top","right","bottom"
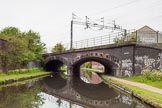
{"left": 70, "top": 13, "right": 127, "bottom": 50}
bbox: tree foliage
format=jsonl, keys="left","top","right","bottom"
{"left": 52, "top": 43, "right": 66, "bottom": 53}
{"left": 0, "top": 27, "right": 45, "bottom": 73}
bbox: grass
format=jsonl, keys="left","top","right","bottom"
{"left": 123, "top": 70, "right": 162, "bottom": 89}
{"left": 0, "top": 75, "right": 45, "bottom": 90}
{"left": 102, "top": 75, "right": 162, "bottom": 107}
{"left": 80, "top": 68, "right": 104, "bottom": 79}
{"left": 60, "top": 67, "right": 104, "bottom": 73}
{"left": 81, "top": 68, "right": 104, "bottom": 73}
{"left": 124, "top": 75, "right": 162, "bottom": 89}
{"left": 0, "top": 68, "right": 50, "bottom": 84}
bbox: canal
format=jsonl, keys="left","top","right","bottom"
{"left": 0, "top": 72, "right": 151, "bottom": 108}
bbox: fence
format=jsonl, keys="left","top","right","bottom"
{"left": 63, "top": 30, "right": 135, "bottom": 50}
{"left": 47, "top": 30, "right": 162, "bottom": 52}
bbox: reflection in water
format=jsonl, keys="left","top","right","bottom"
{"left": 43, "top": 73, "right": 67, "bottom": 90}
{"left": 40, "top": 92, "right": 83, "bottom": 108}
{"left": 42, "top": 73, "right": 148, "bottom": 108}
{"left": 72, "top": 78, "right": 118, "bottom": 100}
{"left": 0, "top": 72, "right": 151, "bottom": 108}
{"left": 0, "top": 81, "right": 44, "bottom": 108}
{"left": 80, "top": 70, "right": 103, "bottom": 84}
{"left": 80, "top": 61, "right": 104, "bottom": 84}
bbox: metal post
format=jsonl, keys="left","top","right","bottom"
{"left": 109, "top": 34, "right": 110, "bottom": 44}
{"left": 101, "top": 36, "right": 102, "bottom": 45}
{"left": 87, "top": 39, "right": 88, "bottom": 47}
{"left": 70, "top": 20, "right": 73, "bottom": 50}
{"left": 124, "top": 29, "right": 127, "bottom": 41}
{"left": 81, "top": 41, "right": 83, "bottom": 48}
{"left": 76, "top": 41, "right": 77, "bottom": 49}
{"left": 157, "top": 31, "right": 159, "bottom": 43}
{"left": 136, "top": 30, "right": 138, "bottom": 43}
{"left": 85, "top": 16, "right": 89, "bottom": 29}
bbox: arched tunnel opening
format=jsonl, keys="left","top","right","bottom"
{"left": 79, "top": 61, "right": 105, "bottom": 84}
{"left": 72, "top": 57, "right": 117, "bottom": 84}
{"left": 44, "top": 60, "right": 68, "bottom": 75}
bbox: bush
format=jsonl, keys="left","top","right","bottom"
{"left": 127, "top": 34, "right": 136, "bottom": 42}
{"left": 114, "top": 37, "right": 125, "bottom": 45}
{"left": 142, "top": 69, "right": 162, "bottom": 81}
{"left": 114, "top": 34, "right": 136, "bottom": 45}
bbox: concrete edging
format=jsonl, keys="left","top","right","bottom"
{"left": 102, "top": 77, "right": 161, "bottom": 108}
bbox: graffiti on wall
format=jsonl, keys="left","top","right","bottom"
{"left": 135, "top": 53, "right": 162, "bottom": 73}
{"left": 122, "top": 59, "right": 133, "bottom": 77}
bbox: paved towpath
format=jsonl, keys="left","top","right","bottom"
{"left": 108, "top": 76, "right": 162, "bottom": 94}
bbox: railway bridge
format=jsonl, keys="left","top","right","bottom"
{"left": 43, "top": 43, "right": 162, "bottom": 77}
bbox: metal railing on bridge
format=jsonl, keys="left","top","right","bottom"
{"left": 46, "top": 29, "right": 162, "bottom": 53}
{"left": 63, "top": 29, "right": 162, "bottom": 50}
{"left": 63, "top": 30, "right": 135, "bottom": 50}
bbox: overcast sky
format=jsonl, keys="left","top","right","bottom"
{"left": 0, "top": 0, "right": 162, "bottom": 49}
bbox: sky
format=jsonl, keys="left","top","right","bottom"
{"left": 0, "top": 0, "right": 162, "bottom": 50}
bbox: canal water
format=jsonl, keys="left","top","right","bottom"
{"left": 0, "top": 72, "right": 151, "bottom": 108}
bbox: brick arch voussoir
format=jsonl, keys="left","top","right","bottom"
{"left": 45, "top": 56, "right": 69, "bottom": 66}
{"left": 73, "top": 52, "right": 121, "bottom": 67}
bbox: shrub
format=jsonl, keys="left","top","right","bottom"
{"left": 114, "top": 37, "right": 125, "bottom": 45}
{"left": 114, "top": 34, "right": 136, "bottom": 44}
{"left": 142, "top": 69, "right": 162, "bottom": 81}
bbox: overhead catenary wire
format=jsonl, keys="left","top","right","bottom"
{"left": 90, "top": 0, "right": 142, "bottom": 17}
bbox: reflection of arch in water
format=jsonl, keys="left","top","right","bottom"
{"left": 72, "top": 77, "right": 118, "bottom": 100}
{"left": 42, "top": 73, "right": 68, "bottom": 93}
{"left": 42, "top": 75, "right": 143, "bottom": 108}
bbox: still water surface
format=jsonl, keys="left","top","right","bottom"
{"left": 0, "top": 73, "right": 151, "bottom": 108}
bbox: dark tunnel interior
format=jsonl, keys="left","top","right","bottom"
{"left": 44, "top": 60, "right": 65, "bottom": 72}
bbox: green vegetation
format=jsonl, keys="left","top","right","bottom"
{"left": 102, "top": 75, "right": 162, "bottom": 107}
{"left": 80, "top": 62, "right": 92, "bottom": 69}
{"left": 81, "top": 68, "right": 104, "bottom": 73}
{"left": 80, "top": 63, "right": 104, "bottom": 79}
{"left": 81, "top": 70, "right": 92, "bottom": 79}
{"left": 0, "top": 27, "right": 45, "bottom": 73}
{"left": 124, "top": 69, "right": 162, "bottom": 89}
{"left": 60, "top": 65, "right": 67, "bottom": 72}
{"left": 52, "top": 43, "right": 66, "bottom": 53}
{"left": 80, "top": 68, "right": 104, "bottom": 79}
{"left": 114, "top": 36, "right": 125, "bottom": 44}
{"left": 60, "top": 72, "right": 68, "bottom": 80}
{"left": 114, "top": 33, "right": 136, "bottom": 44}
{"left": 0, "top": 84, "right": 44, "bottom": 108}
{"left": 0, "top": 68, "right": 50, "bottom": 84}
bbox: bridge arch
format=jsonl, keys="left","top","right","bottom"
{"left": 44, "top": 56, "right": 69, "bottom": 72}
{"left": 72, "top": 52, "right": 121, "bottom": 77}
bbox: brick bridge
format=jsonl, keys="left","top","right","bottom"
{"left": 43, "top": 43, "right": 162, "bottom": 77}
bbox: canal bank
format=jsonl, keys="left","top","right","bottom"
{"left": 0, "top": 69, "right": 51, "bottom": 85}
{"left": 102, "top": 75, "right": 162, "bottom": 108}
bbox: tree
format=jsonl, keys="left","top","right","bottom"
{"left": 0, "top": 27, "right": 45, "bottom": 73}
{"left": 24, "top": 30, "right": 46, "bottom": 61}
{"left": 52, "top": 43, "right": 66, "bottom": 53}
